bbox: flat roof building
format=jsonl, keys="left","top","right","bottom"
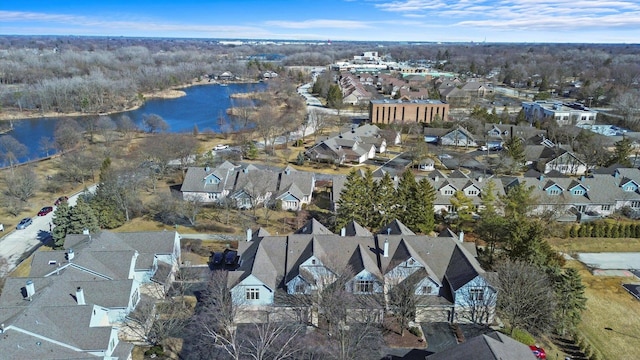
{"left": 522, "top": 100, "right": 597, "bottom": 126}
{"left": 369, "top": 99, "right": 449, "bottom": 124}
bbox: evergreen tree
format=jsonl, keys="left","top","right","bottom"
{"left": 516, "top": 109, "right": 526, "bottom": 124}
{"left": 552, "top": 268, "right": 587, "bottom": 336}
{"left": 480, "top": 180, "right": 498, "bottom": 216}
{"left": 610, "top": 137, "right": 633, "bottom": 166}
{"left": 327, "top": 84, "right": 343, "bottom": 109}
{"left": 449, "top": 190, "right": 474, "bottom": 232}
{"left": 374, "top": 172, "right": 397, "bottom": 229}
{"left": 336, "top": 170, "right": 366, "bottom": 231}
{"left": 504, "top": 136, "right": 526, "bottom": 171}
{"left": 360, "top": 168, "right": 377, "bottom": 229}
{"left": 67, "top": 198, "right": 100, "bottom": 235}
{"left": 396, "top": 170, "right": 418, "bottom": 228}
{"left": 52, "top": 202, "right": 71, "bottom": 248}
{"left": 501, "top": 183, "right": 536, "bottom": 221}
{"left": 414, "top": 178, "right": 436, "bottom": 234}
{"left": 296, "top": 151, "right": 305, "bottom": 165}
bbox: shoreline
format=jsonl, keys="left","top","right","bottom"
{"left": 0, "top": 78, "right": 253, "bottom": 122}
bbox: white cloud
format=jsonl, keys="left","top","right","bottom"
{"left": 264, "top": 19, "right": 371, "bottom": 29}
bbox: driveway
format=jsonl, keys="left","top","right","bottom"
{"left": 421, "top": 322, "right": 457, "bottom": 353}
{"left": 0, "top": 185, "right": 96, "bottom": 275}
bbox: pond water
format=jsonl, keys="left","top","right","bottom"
{"left": 3, "top": 82, "right": 266, "bottom": 163}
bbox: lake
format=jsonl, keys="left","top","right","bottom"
{"left": 3, "top": 82, "right": 266, "bottom": 163}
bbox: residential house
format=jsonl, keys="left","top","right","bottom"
{"left": 181, "top": 162, "right": 315, "bottom": 211}
{"left": 505, "top": 168, "right": 640, "bottom": 220}
{"left": 427, "top": 331, "right": 537, "bottom": 360}
{"left": 439, "top": 126, "right": 477, "bottom": 147}
{"left": 305, "top": 124, "right": 390, "bottom": 164}
{"left": 0, "top": 230, "right": 181, "bottom": 360}
{"left": 482, "top": 124, "right": 546, "bottom": 149}
{"left": 524, "top": 145, "right": 587, "bottom": 175}
{"left": 227, "top": 218, "right": 497, "bottom": 325}
{"left": 460, "top": 81, "right": 493, "bottom": 97}
{"left": 421, "top": 170, "right": 505, "bottom": 216}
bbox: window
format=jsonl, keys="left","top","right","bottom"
{"left": 246, "top": 288, "right": 260, "bottom": 300}
{"left": 208, "top": 193, "right": 219, "bottom": 199}
{"left": 632, "top": 201, "right": 640, "bottom": 209}
{"left": 470, "top": 288, "right": 484, "bottom": 301}
{"left": 356, "top": 280, "right": 374, "bottom": 293}
{"left": 408, "top": 259, "right": 414, "bottom": 266}
{"left": 422, "top": 286, "right": 432, "bottom": 294}
{"left": 444, "top": 189, "right": 454, "bottom": 195}
{"left": 295, "top": 283, "right": 305, "bottom": 293}
{"left": 573, "top": 189, "right": 584, "bottom": 195}
{"left": 467, "top": 190, "right": 478, "bottom": 196}
{"left": 548, "top": 189, "right": 561, "bottom": 195}
{"left": 601, "top": 205, "right": 611, "bottom": 211}
{"left": 311, "top": 259, "right": 316, "bottom": 265}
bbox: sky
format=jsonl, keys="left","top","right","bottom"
{"left": 1, "top": 0, "right": 639, "bottom": 43}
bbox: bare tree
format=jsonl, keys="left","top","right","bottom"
{"left": 123, "top": 295, "right": 191, "bottom": 348}
{"left": 188, "top": 270, "right": 242, "bottom": 360}
{"left": 388, "top": 273, "right": 421, "bottom": 337}
{"left": 38, "top": 136, "right": 56, "bottom": 157}
{"left": 0, "top": 135, "right": 28, "bottom": 168}
{"left": 115, "top": 114, "right": 138, "bottom": 140}
{"left": 4, "top": 166, "right": 39, "bottom": 202}
{"left": 142, "top": 113, "right": 169, "bottom": 133}
{"left": 96, "top": 115, "right": 117, "bottom": 144}
{"left": 494, "top": 260, "right": 556, "bottom": 335}
{"left": 455, "top": 281, "right": 498, "bottom": 325}
{"left": 54, "top": 119, "right": 84, "bottom": 155}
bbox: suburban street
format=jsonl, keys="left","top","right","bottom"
{"left": 0, "top": 185, "right": 96, "bottom": 275}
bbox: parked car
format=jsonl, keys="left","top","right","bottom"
{"left": 438, "top": 153, "right": 453, "bottom": 160}
{"left": 211, "top": 252, "right": 224, "bottom": 265}
{"left": 54, "top": 196, "right": 68, "bottom": 205}
{"left": 37, "top": 206, "right": 54, "bottom": 216}
{"left": 530, "top": 345, "right": 547, "bottom": 359}
{"left": 16, "top": 218, "right": 33, "bottom": 230}
{"left": 224, "top": 250, "right": 238, "bottom": 265}
{"left": 213, "top": 144, "right": 230, "bottom": 151}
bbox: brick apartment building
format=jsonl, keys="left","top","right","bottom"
{"left": 369, "top": 99, "right": 449, "bottom": 124}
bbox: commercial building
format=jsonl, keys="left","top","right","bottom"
{"left": 369, "top": 99, "right": 449, "bottom": 124}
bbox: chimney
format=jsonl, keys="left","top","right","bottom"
{"left": 76, "top": 287, "right": 86, "bottom": 305}
{"left": 383, "top": 239, "right": 389, "bottom": 258}
{"left": 205, "top": 166, "right": 210, "bottom": 172}
{"left": 340, "top": 227, "right": 346, "bottom": 237}
{"left": 26, "top": 280, "right": 35, "bottom": 300}
{"left": 539, "top": 174, "right": 545, "bottom": 182}
{"left": 458, "top": 230, "right": 464, "bottom": 243}
{"left": 246, "top": 228, "right": 252, "bottom": 242}
{"left": 67, "top": 248, "right": 74, "bottom": 261}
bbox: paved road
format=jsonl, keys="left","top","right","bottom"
{"left": 0, "top": 185, "right": 96, "bottom": 275}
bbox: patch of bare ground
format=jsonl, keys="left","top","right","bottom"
{"left": 383, "top": 316, "right": 427, "bottom": 349}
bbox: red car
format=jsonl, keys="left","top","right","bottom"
{"left": 37, "top": 206, "right": 54, "bottom": 216}
{"left": 530, "top": 345, "right": 547, "bottom": 359}
{"left": 54, "top": 196, "right": 68, "bottom": 206}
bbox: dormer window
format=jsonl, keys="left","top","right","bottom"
{"left": 444, "top": 189, "right": 454, "bottom": 195}
{"left": 548, "top": 189, "right": 561, "bottom": 195}
{"left": 467, "top": 190, "right": 478, "bottom": 196}
{"left": 573, "top": 189, "right": 584, "bottom": 195}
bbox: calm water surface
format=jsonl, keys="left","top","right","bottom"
{"left": 5, "top": 82, "right": 266, "bottom": 163}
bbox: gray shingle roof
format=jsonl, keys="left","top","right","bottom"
{"left": 428, "top": 331, "right": 537, "bottom": 360}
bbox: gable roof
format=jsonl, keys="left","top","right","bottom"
{"left": 428, "top": 331, "right": 537, "bottom": 360}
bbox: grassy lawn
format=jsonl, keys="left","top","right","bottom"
{"left": 567, "top": 260, "right": 640, "bottom": 360}
{"left": 548, "top": 236, "right": 640, "bottom": 253}
{"left": 547, "top": 238, "right": 640, "bottom": 359}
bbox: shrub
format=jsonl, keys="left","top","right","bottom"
{"left": 510, "top": 328, "right": 536, "bottom": 346}
{"left": 409, "top": 326, "right": 422, "bottom": 337}
{"left": 144, "top": 345, "right": 165, "bottom": 357}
